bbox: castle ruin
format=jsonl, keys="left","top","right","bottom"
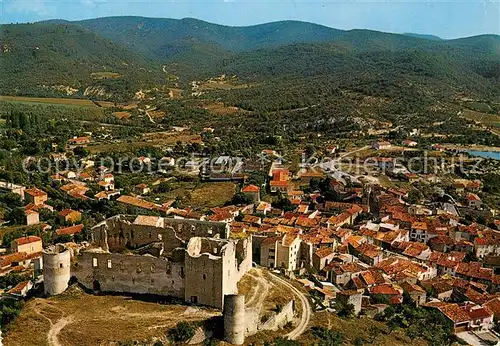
{"left": 56, "top": 215, "right": 253, "bottom": 309}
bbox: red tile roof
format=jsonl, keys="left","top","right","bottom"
{"left": 13, "top": 236, "right": 41, "bottom": 246}
{"left": 56, "top": 224, "right": 84, "bottom": 236}
{"left": 58, "top": 209, "right": 79, "bottom": 217}
{"left": 25, "top": 187, "right": 47, "bottom": 197}
{"left": 241, "top": 185, "right": 260, "bottom": 193}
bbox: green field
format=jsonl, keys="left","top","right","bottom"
{"left": 462, "top": 109, "right": 500, "bottom": 135}
{"left": 0, "top": 95, "right": 97, "bottom": 107}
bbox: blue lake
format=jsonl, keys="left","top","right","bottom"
{"left": 467, "top": 150, "right": 500, "bottom": 160}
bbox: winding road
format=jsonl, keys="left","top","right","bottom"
{"left": 268, "top": 272, "right": 312, "bottom": 340}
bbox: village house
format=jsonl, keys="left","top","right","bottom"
{"left": 134, "top": 183, "right": 151, "bottom": 195}
{"left": 466, "top": 193, "right": 482, "bottom": 209}
{"left": 95, "top": 190, "right": 121, "bottom": 201}
{"left": 336, "top": 290, "right": 363, "bottom": 315}
{"left": 426, "top": 301, "right": 494, "bottom": 333}
{"left": 368, "top": 283, "right": 403, "bottom": 305}
{"left": 376, "top": 256, "right": 437, "bottom": 282}
{"left": 312, "top": 247, "right": 336, "bottom": 271}
{"left": 402, "top": 139, "right": 418, "bottom": 147}
{"left": 24, "top": 209, "right": 39, "bottom": 226}
{"left": 24, "top": 187, "right": 48, "bottom": 206}
{"left": 372, "top": 141, "right": 392, "bottom": 150}
{"left": 400, "top": 281, "right": 427, "bottom": 306}
{"left": 325, "top": 261, "right": 365, "bottom": 286}
{"left": 256, "top": 201, "right": 272, "bottom": 215}
{"left": 474, "top": 237, "right": 500, "bottom": 259}
{"left": 58, "top": 209, "right": 82, "bottom": 225}
{"left": 421, "top": 279, "right": 454, "bottom": 301}
{"left": 10, "top": 236, "right": 42, "bottom": 255}
{"left": 433, "top": 251, "right": 466, "bottom": 276}
{"left": 98, "top": 180, "right": 115, "bottom": 191}
{"left": 260, "top": 233, "right": 302, "bottom": 271}
{"left": 241, "top": 184, "right": 261, "bottom": 203}
{"left": 242, "top": 215, "right": 262, "bottom": 226}
{"left": 77, "top": 172, "right": 93, "bottom": 182}
{"left": 6, "top": 280, "right": 33, "bottom": 298}
{"left": 67, "top": 136, "right": 91, "bottom": 145}
{"left": 350, "top": 243, "right": 384, "bottom": 266}
{"left": 0, "top": 181, "right": 26, "bottom": 199}
{"left": 270, "top": 169, "right": 291, "bottom": 193}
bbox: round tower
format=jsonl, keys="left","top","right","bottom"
{"left": 43, "top": 244, "right": 71, "bottom": 296}
{"left": 223, "top": 294, "right": 245, "bottom": 345}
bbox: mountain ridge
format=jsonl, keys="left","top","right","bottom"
{"left": 1, "top": 17, "right": 499, "bottom": 102}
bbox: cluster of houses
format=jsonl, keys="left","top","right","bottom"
{"left": 0, "top": 235, "right": 43, "bottom": 298}
{"left": 215, "top": 165, "right": 499, "bottom": 337}
{"left": 1, "top": 135, "right": 499, "bottom": 342}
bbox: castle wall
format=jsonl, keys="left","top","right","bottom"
{"left": 73, "top": 252, "right": 185, "bottom": 299}
{"left": 70, "top": 215, "right": 252, "bottom": 310}
{"left": 235, "top": 237, "right": 253, "bottom": 282}
{"left": 163, "top": 218, "right": 229, "bottom": 240}
{"left": 185, "top": 249, "right": 225, "bottom": 309}
{"left": 260, "top": 300, "right": 294, "bottom": 331}
{"left": 92, "top": 219, "right": 184, "bottom": 254}
{"left": 92, "top": 216, "right": 229, "bottom": 255}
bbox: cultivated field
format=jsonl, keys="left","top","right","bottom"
{"left": 201, "top": 101, "right": 244, "bottom": 116}
{"left": 142, "top": 131, "right": 203, "bottom": 145}
{"left": 189, "top": 182, "right": 236, "bottom": 208}
{"left": 91, "top": 72, "right": 121, "bottom": 79}
{"left": 0, "top": 96, "right": 96, "bottom": 107}
{"left": 461, "top": 109, "right": 500, "bottom": 136}
{"left": 4, "top": 286, "right": 219, "bottom": 346}
{"left": 112, "top": 111, "right": 132, "bottom": 119}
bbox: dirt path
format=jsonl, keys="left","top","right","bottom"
{"left": 31, "top": 300, "right": 73, "bottom": 346}
{"left": 47, "top": 316, "right": 73, "bottom": 346}
{"left": 245, "top": 270, "right": 271, "bottom": 310}
{"left": 269, "top": 273, "right": 312, "bottom": 340}
{"left": 339, "top": 145, "right": 370, "bottom": 158}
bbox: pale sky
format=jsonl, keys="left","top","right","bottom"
{"left": 1, "top": 0, "right": 499, "bottom": 39}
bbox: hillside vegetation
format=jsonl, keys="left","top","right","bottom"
{"left": 0, "top": 17, "right": 499, "bottom": 106}
{"left": 0, "top": 23, "right": 163, "bottom": 101}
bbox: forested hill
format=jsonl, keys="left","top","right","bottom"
{"left": 1, "top": 17, "right": 499, "bottom": 101}
{"left": 59, "top": 17, "right": 345, "bottom": 57}
{"left": 0, "top": 23, "right": 163, "bottom": 100}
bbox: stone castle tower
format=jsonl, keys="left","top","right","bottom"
{"left": 43, "top": 244, "right": 71, "bottom": 295}
{"left": 223, "top": 295, "right": 246, "bottom": 345}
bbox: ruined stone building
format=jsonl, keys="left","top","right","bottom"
{"left": 66, "top": 215, "right": 252, "bottom": 309}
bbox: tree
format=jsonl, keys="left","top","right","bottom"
{"left": 336, "top": 302, "right": 355, "bottom": 319}
{"left": 230, "top": 192, "right": 252, "bottom": 206}
{"left": 353, "top": 337, "right": 365, "bottom": 346}
{"left": 73, "top": 146, "right": 88, "bottom": 157}
{"left": 267, "top": 337, "right": 301, "bottom": 346}
{"left": 156, "top": 181, "right": 170, "bottom": 193}
{"left": 0, "top": 193, "right": 23, "bottom": 208}
{"left": 407, "top": 189, "right": 423, "bottom": 204}
{"left": 7, "top": 207, "right": 25, "bottom": 225}
{"left": 311, "top": 327, "right": 344, "bottom": 346}
{"left": 383, "top": 305, "right": 396, "bottom": 320}
{"left": 272, "top": 194, "right": 294, "bottom": 212}
{"left": 367, "top": 325, "right": 382, "bottom": 343}
{"left": 168, "top": 322, "right": 195, "bottom": 343}
{"left": 0, "top": 298, "right": 23, "bottom": 327}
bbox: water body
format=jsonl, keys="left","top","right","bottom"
{"left": 467, "top": 150, "right": 500, "bottom": 160}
